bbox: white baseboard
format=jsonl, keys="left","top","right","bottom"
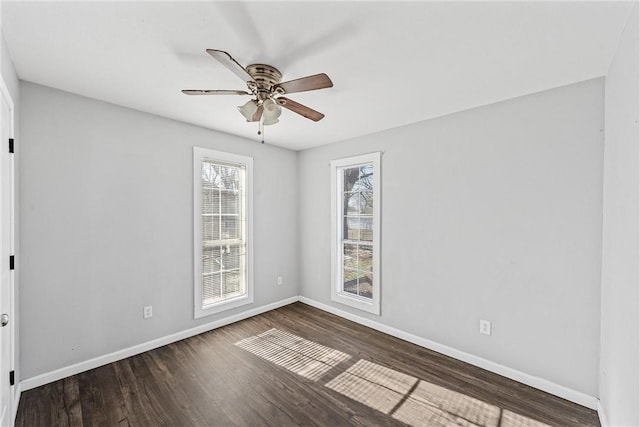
{"left": 20, "top": 296, "right": 299, "bottom": 391}
{"left": 597, "top": 400, "right": 609, "bottom": 427}
{"left": 20, "top": 294, "right": 599, "bottom": 413}
{"left": 298, "top": 296, "right": 598, "bottom": 410}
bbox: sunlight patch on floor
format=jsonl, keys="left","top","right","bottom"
{"left": 236, "top": 330, "right": 552, "bottom": 427}
{"left": 234, "top": 328, "right": 351, "bottom": 381}
{"left": 325, "top": 359, "right": 550, "bottom": 427}
{"left": 392, "top": 379, "right": 501, "bottom": 426}
{"left": 500, "top": 410, "right": 552, "bottom": 427}
{"left": 325, "top": 359, "right": 416, "bottom": 413}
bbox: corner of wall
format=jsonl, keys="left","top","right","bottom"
{"left": 599, "top": 2, "right": 640, "bottom": 426}
{"left": 294, "top": 149, "right": 302, "bottom": 296}
{"left": 597, "top": 400, "right": 609, "bottom": 427}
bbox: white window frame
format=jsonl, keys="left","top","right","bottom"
{"left": 330, "top": 152, "right": 381, "bottom": 315}
{"left": 193, "top": 147, "right": 253, "bottom": 318}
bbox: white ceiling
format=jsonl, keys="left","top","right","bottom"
{"left": 2, "top": 1, "right": 634, "bottom": 151}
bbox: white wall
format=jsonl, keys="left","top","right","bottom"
{"left": 18, "top": 82, "right": 299, "bottom": 380}
{"left": 600, "top": 4, "right": 639, "bottom": 426}
{"left": 1, "top": 7, "right": 21, "bottom": 419}
{"left": 298, "top": 78, "right": 605, "bottom": 398}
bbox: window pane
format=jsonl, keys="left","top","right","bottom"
{"left": 203, "top": 273, "right": 221, "bottom": 301}
{"left": 343, "top": 243, "right": 358, "bottom": 270}
{"left": 202, "top": 162, "right": 219, "bottom": 185}
{"left": 221, "top": 190, "right": 239, "bottom": 214}
{"left": 358, "top": 273, "right": 373, "bottom": 299}
{"left": 359, "top": 217, "right": 373, "bottom": 241}
{"left": 223, "top": 270, "right": 241, "bottom": 295}
{"left": 360, "top": 191, "right": 373, "bottom": 215}
{"left": 219, "top": 166, "right": 239, "bottom": 191}
{"left": 343, "top": 269, "right": 358, "bottom": 296}
{"left": 221, "top": 216, "right": 239, "bottom": 239}
{"left": 344, "top": 217, "right": 360, "bottom": 241}
{"left": 345, "top": 192, "right": 359, "bottom": 215}
{"left": 203, "top": 246, "right": 221, "bottom": 273}
{"left": 357, "top": 165, "right": 374, "bottom": 191}
{"left": 203, "top": 216, "right": 220, "bottom": 241}
{"left": 357, "top": 245, "right": 373, "bottom": 272}
{"left": 344, "top": 217, "right": 373, "bottom": 241}
{"left": 222, "top": 244, "right": 242, "bottom": 271}
{"left": 202, "top": 162, "right": 243, "bottom": 210}
{"left": 343, "top": 166, "right": 361, "bottom": 192}
{"left": 202, "top": 186, "right": 220, "bottom": 214}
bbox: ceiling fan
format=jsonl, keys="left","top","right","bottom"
{"left": 182, "top": 49, "right": 333, "bottom": 143}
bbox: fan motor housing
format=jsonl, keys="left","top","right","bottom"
{"left": 246, "top": 64, "right": 282, "bottom": 92}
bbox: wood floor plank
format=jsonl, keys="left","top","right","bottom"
{"left": 15, "top": 302, "right": 600, "bottom": 427}
{"left": 153, "top": 340, "right": 236, "bottom": 426}
{"left": 111, "top": 358, "right": 152, "bottom": 426}
{"left": 77, "top": 364, "right": 128, "bottom": 426}
{"left": 61, "top": 377, "right": 83, "bottom": 427}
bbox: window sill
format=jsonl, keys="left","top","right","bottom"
{"left": 195, "top": 293, "right": 253, "bottom": 319}
{"left": 331, "top": 292, "right": 380, "bottom": 315}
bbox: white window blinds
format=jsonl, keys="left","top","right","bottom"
{"left": 201, "top": 160, "right": 246, "bottom": 304}
{"left": 194, "top": 148, "right": 253, "bottom": 318}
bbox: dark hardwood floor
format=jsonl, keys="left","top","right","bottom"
{"left": 16, "top": 302, "right": 600, "bottom": 426}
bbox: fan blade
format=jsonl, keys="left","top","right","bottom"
{"left": 206, "top": 49, "right": 255, "bottom": 83}
{"left": 250, "top": 105, "right": 263, "bottom": 122}
{"left": 277, "top": 97, "right": 325, "bottom": 122}
{"left": 275, "top": 73, "right": 333, "bottom": 94}
{"left": 182, "top": 89, "right": 251, "bottom": 95}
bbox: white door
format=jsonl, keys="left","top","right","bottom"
{"left": 0, "top": 85, "right": 14, "bottom": 426}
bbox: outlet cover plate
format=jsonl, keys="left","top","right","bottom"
{"left": 480, "top": 319, "right": 491, "bottom": 336}
{"left": 143, "top": 306, "right": 153, "bottom": 319}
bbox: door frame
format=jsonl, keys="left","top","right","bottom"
{"left": 0, "top": 74, "right": 17, "bottom": 425}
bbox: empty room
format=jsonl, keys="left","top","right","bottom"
{"left": 0, "top": 1, "right": 638, "bottom": 426}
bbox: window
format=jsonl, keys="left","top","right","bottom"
{"left": 330, "top": 152, "right": 381, "bottom": 315}
{"left": 194, "top": 147, "right": 253, "bottom": 318}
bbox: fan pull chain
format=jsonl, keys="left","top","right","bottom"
{"left": 258, "top": 115, "right": 265, "bottom": 144}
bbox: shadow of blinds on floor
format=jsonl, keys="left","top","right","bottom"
{"left": 236, "top": 329, "right": 552, "bottom": 427}
{"left": 234, "top": 328, "right": 351, "bottom": 381}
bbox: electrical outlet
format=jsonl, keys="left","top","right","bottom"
{"left": 277, "top": 276, "right": 283, "bottom": 286}
{"left": 143, "top": 306, "right": 153, "bottom": 319}
{"left": 479, "top": 319, "right": 491, "bottom": 336}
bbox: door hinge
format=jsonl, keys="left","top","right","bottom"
{"left": 9, "top": 256, "right": 14, "bottom": 270}
{"left": 9, "top": 371, "right": 14, "bottom": 386}
{"left": 8, "top": 138, "right": 13, "bottom": 154}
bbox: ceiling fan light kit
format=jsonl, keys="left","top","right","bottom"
{"left": 261, "top": 98, "right": 282, "bottom": 125}
{"left": 238, "top": 99, "right": 258, "bottom": 121}
{"left": 183, "top": 49, "right": 332, "bottom": 144}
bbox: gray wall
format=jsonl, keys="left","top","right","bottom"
{"left": 298, "top": 78, "right": 604, "bottom": 396}
{"left": 600, "top": 4, "right": 639, "bottom": 426}
{"left": 18, "top": 82, "right": 299, "bottom": 379}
